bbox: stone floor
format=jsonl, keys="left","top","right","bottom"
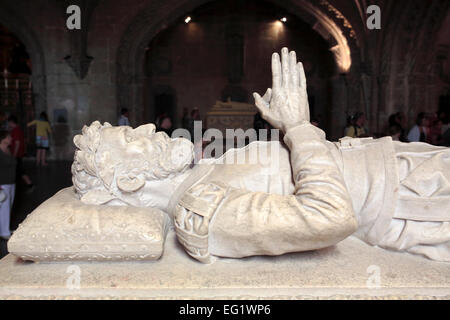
{"left": 0, "top": 160, "right": 73, "bottom": 259}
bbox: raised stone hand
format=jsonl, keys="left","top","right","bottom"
{"left": 253, "top": 47, "right": 310, "bottom": 133}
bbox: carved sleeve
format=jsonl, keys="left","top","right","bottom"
{"left": 175, "top": 123, "right": 358, "bottom": 263}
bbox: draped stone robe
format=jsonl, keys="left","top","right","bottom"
{"left": 169, "top": 123, "right": 450, "bottom": 263}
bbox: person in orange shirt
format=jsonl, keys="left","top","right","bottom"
{"left": 27, "top": 112, "right": 52, "bottom": 166}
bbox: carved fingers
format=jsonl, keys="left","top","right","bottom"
{"left": 288, "top": 51, "right": 298, "bottom": 87}
{"left": 174, "top": 205, "right": 211, "bottom": 263}
{"left": 281, "top": 47, "right": 291, "bottom": 88}
{"left": 253, "top": 47, "right": 310, "bottom": 131}
{"left": 279, "top": 48, "right": 307, "bottom": 91}
{"left": 297, "top": 61, "right": 307, "bottom": 90}
{"left": 297, "top": 61, "right": 310, "bottom": 121}
{"left": 174, "top": 182, "right": 228, "bottom": 263}
{"left": 262, "top": 87, "right": 272, "bottom": 104}
{"left": 271, "top": 48, "right": 300, "bottom": 90}
{"left": 272, "top": 52, "right": 282, "bottom": 89}
{"left": 253, "top": 88, "right": 271, "bottom": 117}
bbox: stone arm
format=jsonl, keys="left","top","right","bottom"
{"left": 174, "top": 48, "right": 357, "bottom": 263}
{"left": 174, "top": 122, "right": 357, "bottom": 263}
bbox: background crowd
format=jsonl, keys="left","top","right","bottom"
{"left": 0, "top": 111, "right": 51, "bottom": 240}
{"left": 143, "top": 102, "right": 450, "bottom": 149}
{"left": 343, "top": 105, "right": 450, "bottom": 147}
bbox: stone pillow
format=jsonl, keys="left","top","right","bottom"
{"left": 7, "top": 187, "right": 169, "bottom": 262}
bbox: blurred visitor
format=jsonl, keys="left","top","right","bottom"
{"left": 388, "top": 124, "right": 402, "bottom": 141}
{"left": 7, "top": 115, "right": 34, "bottom": 192}
{"left": 27, "top": 111, "right": 52, "bottom": 166}
{"left": 388, "top": 111, "right": 407, "bottom": 142}
{"left": 345, "top": 112, "right": 368, "bottom": 138}
{"left": 407, "top": 112, "right": 429, "bottom": 143}
{"left": 428, "top": 114, "right": 443, "bottom": 145}
{"left": 118, "top": 108, "right": 130, "bottom": 126}
{"left": 0, "top": 130, "right": 16, "bottom": 240}
{"left": 157, "top": 115, "right": 173, "bottom": 136}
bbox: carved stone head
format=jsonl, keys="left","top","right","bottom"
{"left": 72, "top": 121, "right": 194, "bottom": 208}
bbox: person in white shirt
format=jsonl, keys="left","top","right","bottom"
{"left": 407, "top": 112, "right": 429, "bottom": 142}
{"left": 118, "top": 108, "right": 130, "bottom": 127}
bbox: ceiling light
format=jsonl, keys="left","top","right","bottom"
{"left": 185, "top": 16, "right": 192, "bottom": 24}
{"left": 280, "top": 17, "right": 287, "bottom": 23}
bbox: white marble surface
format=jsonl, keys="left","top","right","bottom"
{"left": 0, "top": 231, "right": 449, "bottom": 300}
{"left": 67, "top": 48, "right": 450, "bottom": 264}
{"left": 7, "top": 188, "right": 169, "bottom": 262}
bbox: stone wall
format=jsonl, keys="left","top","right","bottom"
{"left": 145, "top": 0, "right": 335, "bottom": 129}
{"left": 0, "top": 0, "right": 448, "bottom": 158}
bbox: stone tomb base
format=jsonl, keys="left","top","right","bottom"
{"left": 0, "top": 231, "right": 449, "bottom": 300}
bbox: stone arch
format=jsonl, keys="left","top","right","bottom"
{"left": 0, "top": 4, "right": 47, "bottom": 114}
{"left": 116, "top": 0, "right": 359, "bottom": 125}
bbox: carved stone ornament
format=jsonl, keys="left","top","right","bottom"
{"left": 64, "top": 54, "right": 93, "bottom": 80}
{"left": 62, "top": 0, "right": 99, "bottom": 79}
{"left": 8, "top": 187, "right": 169, "bottom": 262}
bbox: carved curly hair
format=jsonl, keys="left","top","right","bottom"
{"left": 71, "top": 121, "right": 107, "bottom": 198}
{"left": 71, "top": 121, "right": 194, "bottom": 205}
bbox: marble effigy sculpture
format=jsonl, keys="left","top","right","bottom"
{"left": 7, "top": 48, "right": 450, "bottom": 263}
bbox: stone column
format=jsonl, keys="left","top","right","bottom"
{"left": 329, "top": 74, "right": 348, "bottom": 140}
{"left": 376, "top": 74, "right": 390, "bottom": 135}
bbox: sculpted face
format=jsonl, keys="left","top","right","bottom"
{"left": 72, "top": 121, "right": 194, "bottom": 209}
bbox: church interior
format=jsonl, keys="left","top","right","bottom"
{"left": 0, "top": 0, "right": 449, "bottom": 300}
